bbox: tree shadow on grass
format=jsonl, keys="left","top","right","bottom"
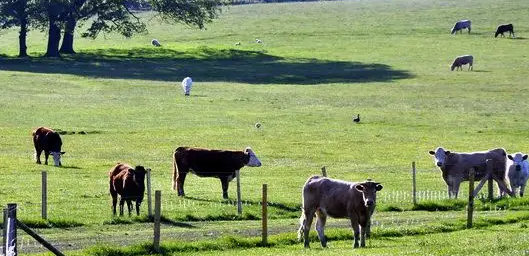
{"left": 0, "top": 47, "right": 413, "bottom": 85}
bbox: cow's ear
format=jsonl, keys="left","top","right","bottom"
{"left": 524, "top": 155, "right": 528, "bottom": 160}
{"left": 445, "top": 151, "right": 451, "bottom": 155}
{"left": 428, "top": 151, "right": 435, "bottom": 155}
{"left": 376, "top": 184, "right": 383, "bottom": 191}
{"left": 355, "top": 184, "right": 365, "bottom": 191}
{"left": 60, "top": 151, "right": 66, "bottom": 155}
{"left": 508, "top": 155, "right": 514, "bottom": 160}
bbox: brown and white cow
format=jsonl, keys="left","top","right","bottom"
{"left": 172, "top": 146, "right": 262, "bottom": 199}
{"left": 32, "top": 127, "right": 65, "bottom": 167}
{"left": 297, "top": 176, "right": 383, "bottom": 249}
{"left": 109, "top": 163, "right": 147, "bottom": 216}
{"left": 429, "top": 147, "right": 513, "bottom": 199}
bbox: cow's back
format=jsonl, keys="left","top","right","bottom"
{"left": 175, "top": 147, "right": 247, "bottom": 175}
{"left": 302, "top": 176, "right": 359, "bottom": 218}
{"left": 33, "top": 127, "right": 62, "bottom": 152}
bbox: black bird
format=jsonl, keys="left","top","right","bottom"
{"left": 353, "top": 114, "right": 360, "bottom": 123}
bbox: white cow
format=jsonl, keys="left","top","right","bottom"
{"left": 181, "top": 77, "right": 193, "bottom": 96}
{"left": 506, "top": 153, "right": 529, "bottom": 197}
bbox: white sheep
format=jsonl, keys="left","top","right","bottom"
{"left": 151, "top": 39, "right": 161, "bottom": 47}
{"left": 181, "top": 77, "right": 193, "bottom": 96}
{"left": 507, "top": 153, "right": 529, "bottom": 197}
{"left": 451, "top": 55, "right": 473, "bottom": 71}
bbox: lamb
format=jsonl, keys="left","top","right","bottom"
{"left": 506, "top": 153, "right": 529, "bottom": 197}
{"left": 181, "top": 77, "right": 193, "bottom": 96}
{"left": 151, "top": 39, "right": 161, "bottom": 47}
{"left": 451, "top": 55, "right": 473, "bottom": 71}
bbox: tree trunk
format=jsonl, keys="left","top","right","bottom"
{"left": 59, "top": 18, "right": 76, "bottom": 54}
{"left": 17, "top": 0, "right": 29, "bottom": 57}
{"left": 44, "top": 18, "right": 61, "bottom": 57}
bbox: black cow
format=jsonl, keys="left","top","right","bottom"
{"left": 172, "top": 146, "right": 262, "bottom": 199}
{"left": 495, "top": 24, "right": 515, "bottom": 38}
{"left": 32, "top": 127, "right": 65, "bottom": 167}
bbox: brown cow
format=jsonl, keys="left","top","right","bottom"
{"left": 172, "top": 146, "right": 262, "bottom": 199}
{"left": 297, "top": 176, "right": 383, "bottom": 248}
{"left": 428, "top": 147, "right": 513, "bottom": 198}
{"left": 109, "top": 163, "right": 147, "bottom": 216}
{"left": 32, "top": 127, "right": 65, "bottom": 167}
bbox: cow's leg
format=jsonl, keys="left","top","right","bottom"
{"left": 220, "top": 177, "right": 230, "bottom": 199}
{"left": 303, "top": 208, "right": 315, "bottom": 248}
{"left": 176, "top": 171, "right": 188, "bottom": 197}
{"left": 360, "top": 224, "right": 367, "bottom": 247}
{"left": 34, "top": 139, "right": 42, "bottom": 164}
{"left": 350, "top": 217, "right": 360, "bottom": 248}
{"left": 127, "top": 200, "right": 133, "bottom": 216}
{"left": 495, "top": 178, "right": 514, "bottom": 197}
{"left": 119, "top": 198, "right": 125, "bottom": 216}
{"left": 111, "top": 193, "right": 118, "bottom": 216}
{"left": 136, "top": 200, "right": 141, "bottom": 216}
{"left": 44, "top": 150, "right": 50, "bottom": 165}
{"left": 520, "top": 182, "right": 526, "bottom": 197}
{"left": 315, "top": 210, "right": 327, "bottom": 248}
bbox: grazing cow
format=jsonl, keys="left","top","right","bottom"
{"left": 429, "top": 147, "right": 513, "bottom": 199}
{"left": 297, "top": 176, "right": 383, "bottom": 249}
{"left": 506, "top": 153, "right": 529, "bottom": 197}
{"left": 181, "top": 77, "right": 193, "bottom": 96}
{"left": 172, "top": 146, "right": 262, "bottom": 199}
{"left": 451, "top": 55, "right": 473, "bottom": 71}
{"left": 451, "top": 20, "right": 471, "bottom": 34}
{"left": 32, "top": 127, "right": 65, "bottom": 167}
{"left": 495, "top": 24, "right": 515, "bottom": 38}
{"left": 109, "top": 163, "right": 147, "bottom": 216}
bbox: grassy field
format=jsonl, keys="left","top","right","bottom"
{"left": 2, "top": 0, "right": 529, "bottom": 254}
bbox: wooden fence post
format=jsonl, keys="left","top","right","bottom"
{"left": 146, "top": 168, "right": 152, "bottom": 218}
{"left": 5, "top": 204, "right": 18, "bottom": 256}
{"left": 153, "top": 190, "right": 161, "bottom": 253}
{"left": 17, "top": 222, "right": 64, "bottom": 256}
{"left": 467, "top": 168, "right": 475, "bottom": 228}
{"left": 236, "top": 170, "right": 242, "bottom": 215}
{"left": 412, "top": 162, "right": 417, "bottom": 205}
{"left": 261, "top": 184, "right": 268, "bottom": 246}
{"left": 321, "top": 166, "right": 327, "bottom": 177}
{"left": 42, "top": 171, "right": 47, "bottom": 220}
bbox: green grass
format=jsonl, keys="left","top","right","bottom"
{"left": 2, "top": 0, "right": 529, "bottom": 254}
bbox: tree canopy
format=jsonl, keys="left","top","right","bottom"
{"left": 0, "top": 0, "right": 227, "bottom": 57}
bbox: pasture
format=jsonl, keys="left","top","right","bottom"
{"left": 1, "top": 0, "right": 529, "bottom": 254}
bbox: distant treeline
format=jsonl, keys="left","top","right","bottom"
{"left": 124, "top": 0, "right": 337, "bottom": 10}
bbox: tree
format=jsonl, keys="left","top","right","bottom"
{"left": 0, "top": 0, "right": 32, "bottom": 57}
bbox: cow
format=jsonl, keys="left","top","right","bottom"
{"left": 109, "top": 163, "right": 147, "bottom": 216}
{"left": 297, "top": 176, "right": 383, "bottom": 249}
{"left": 451, "top": 20, "right": 471, "bottom": 34}
{"left": 506, "top": 152, "right": 529, "bottom": 197}
{"left": 451, "top": 55, "right": 473, "bottom": 71}
{"left": 495, "top": 24, "right": 515, "bottom": 38}
{"left": 181, "top": 77, "right": 193, "bottom": 96}
{"left": 172, "top": 146, "right": 262, "bottom": 199}
{"left": 428, "top": 147, "right": 513, "bottom": 199}
{"left": 32, "top": 127, "right": 65, "bottom": 167}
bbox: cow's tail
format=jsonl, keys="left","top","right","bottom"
{"left": 172, "top": 149, "right": 178, "bottom": 191}
{"left": 297, "top": 208, "right": 306, "bottom": 242}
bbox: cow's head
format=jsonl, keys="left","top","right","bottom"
{"left": 508, "top": 153, "right": 528, "bottom": 172}
{"left": 355, "top": 181, "right": 383, "bottom": 207}
{"left": 50, "top": 151, "right": 65, "bottom": 167}
{"left": 133, "top": 166, "right": 147, "bottom": 184}
{"left": 244, "top": 147, "right": 262, "bottom": 167}
{"left": 429, "top": 147, "right": 450, "bottom": 168}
